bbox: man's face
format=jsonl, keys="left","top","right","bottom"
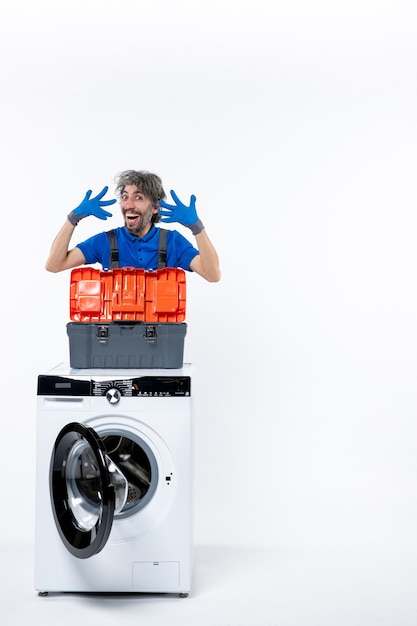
{"left": 120, "top": 184, "right": 158, "bottom": 236}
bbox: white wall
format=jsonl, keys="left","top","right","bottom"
{"left": 1, "top": 0, "right": 417, "bottom": 553}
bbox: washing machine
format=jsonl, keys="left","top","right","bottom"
{"left": 34, "top": 362, "right": 193, "bottom": 597}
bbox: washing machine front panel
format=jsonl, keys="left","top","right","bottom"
{"left": 35, "top": 365, "right": 193, "bottom": 593}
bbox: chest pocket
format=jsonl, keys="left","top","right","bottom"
{"left": 107, "top": 229, "right": 167, "bottom": 269}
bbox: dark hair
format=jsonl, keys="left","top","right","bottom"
{"left": 114, "top": 170, "right": 166, "bottom": 223}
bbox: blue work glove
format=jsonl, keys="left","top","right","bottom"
{"left": 158, "top": 190, "right": 204, "bottom": 235}
{"left": 67, "top": 186, "right": 116, "bottom": 226}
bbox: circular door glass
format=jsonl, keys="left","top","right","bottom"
{"left": 50, "top": 423, "right": 115, "bottom": 559}
{"left": 65, "top": 439, "right": 128, "bottom": 529}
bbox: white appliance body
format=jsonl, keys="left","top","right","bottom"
{"left": 35, "top": 363, "right": 192, "bottom": 596}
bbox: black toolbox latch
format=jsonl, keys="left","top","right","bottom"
{"left": 145, "top": 325, "right": 157, "bottom": 343}
{"left": 97, "top": 325, "right": 109, "bottom": 343}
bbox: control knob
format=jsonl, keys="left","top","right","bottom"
{"left": 106, "top": 387, "right": 121, "bottom": 404}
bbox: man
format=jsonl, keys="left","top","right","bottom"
{"left": 45, "top": 169, "right": 221, "bottom": 283}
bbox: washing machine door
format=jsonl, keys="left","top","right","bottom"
{"left": 50, "top": 422, "right": 118, "bottom": 559}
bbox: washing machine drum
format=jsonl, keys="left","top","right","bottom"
{"left": 50, "top": 422, "right": 133, "bottom": 559}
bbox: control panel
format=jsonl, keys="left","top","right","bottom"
{"left": 38, "top": 375, "right": 191, "bottom": 397}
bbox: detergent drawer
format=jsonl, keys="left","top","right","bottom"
{"left": 67, "top": 321, "right": 187, "bottom": 369}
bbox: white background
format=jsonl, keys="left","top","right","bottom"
{"left": 1, "top": 0, "right": 417, "bottom": 622}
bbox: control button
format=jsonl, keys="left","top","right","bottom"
{"left": 106, "top": 388, "right": 121, "bottom": 404}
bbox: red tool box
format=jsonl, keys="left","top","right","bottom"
{"left": 66, "top": 267, "right": 187, "bottom": 369}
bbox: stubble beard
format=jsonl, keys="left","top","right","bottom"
{"left": 124, "top": 213, "right": 153, "bottom": 237}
